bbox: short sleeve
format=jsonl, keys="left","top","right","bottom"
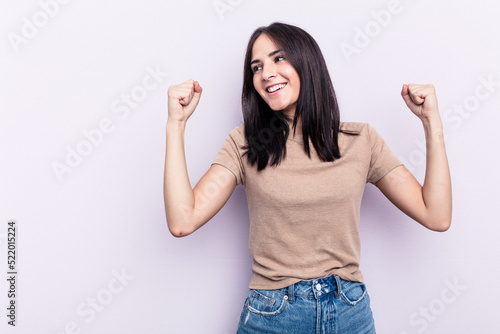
{"left": 211, "top": 125, "right": 245, "bottom": 186}
{"left": 366, "top": 124, "right": 403, "bottom": 184}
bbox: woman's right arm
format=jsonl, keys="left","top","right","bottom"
{"left": 164, "top": 80, "right": 237, "bottom": 237}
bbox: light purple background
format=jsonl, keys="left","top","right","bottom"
{"left": 1, "top": 0, "right": 499, "bottom": 333}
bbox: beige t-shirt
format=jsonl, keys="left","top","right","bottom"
{"left": 211, "top": 122, "right": 402, "bottom": 290}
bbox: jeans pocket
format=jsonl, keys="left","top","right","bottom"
{"left": 245, "top": 289, "right": 288, "bottom": 316}
{"left": 339, "top": 280, "right": 368, "bottom": 306}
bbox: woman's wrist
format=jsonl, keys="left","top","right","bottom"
{"left": 166, "top": 118, "right": 187, "bottom": 132}
{"left": 421, "top": 112, "right": 445, "bottom": 144}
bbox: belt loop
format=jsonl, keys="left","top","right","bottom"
{"left": 333, "top": 275, "right": 343, "bottom": 298}
{"left": 287, "top": 283, "right": 295, "bottom": 303}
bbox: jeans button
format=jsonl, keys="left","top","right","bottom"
{"left": 315, "top": 283, "right": 322, "bottom": 291}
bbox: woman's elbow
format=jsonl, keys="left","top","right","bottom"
{"left": 166, "top": 219, "right": 194, "bottom": 238}
{"left": 426, "top": 216, "right": 452, "bottom": 232}
{"left": 169, "top": 227, "right": 188, "bottom": 238}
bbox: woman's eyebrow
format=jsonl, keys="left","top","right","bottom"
{"left": 250, "top": 49, "right": 283, "bottom": 65}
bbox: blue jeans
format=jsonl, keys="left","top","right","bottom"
{"left": 236, "top": 274, "right": 376, "bottom": 334}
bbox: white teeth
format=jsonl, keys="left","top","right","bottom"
{"left": 267, "top": 84, "right": 286, "bottom": 93}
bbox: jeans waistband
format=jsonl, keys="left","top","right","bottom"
{"left": 278, "top": 274, "right": 344, "bottom": 302}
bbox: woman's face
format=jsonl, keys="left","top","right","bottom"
{"left": 250, "top": 34, "right": 300, "bottom": 117}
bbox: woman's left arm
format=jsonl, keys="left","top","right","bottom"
{"left": 376, "top": 84, "right": 452, "bottom": 232}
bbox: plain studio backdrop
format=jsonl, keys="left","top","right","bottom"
{"left": 1, "top": 0, "right": 499, "bottom": 333}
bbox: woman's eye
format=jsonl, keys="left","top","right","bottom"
{"left": 252, "top": 65, "right": 262, "bottom": 73}
{"left": 275, "top": 56, "right": 285, "bottom": 62}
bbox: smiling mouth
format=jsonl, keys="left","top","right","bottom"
{"left": 267, "top": 83, "right": 286, "bottom": 93}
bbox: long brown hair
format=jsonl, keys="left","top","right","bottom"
{"left": 241, "top": 22, "right": 352, "bottom": 171}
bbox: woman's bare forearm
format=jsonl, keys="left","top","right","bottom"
{"left": 163, "top": 120, "right": 195, "bottom": 236}
{"left": 421, "top": 115, "right": 452, "bottom": 229}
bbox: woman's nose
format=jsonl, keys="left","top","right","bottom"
{"left": 262, "top": 63, "right": 276, "bottom": 80}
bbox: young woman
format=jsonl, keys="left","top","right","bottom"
{"left": 164, "top": 22, "right": 451, "bottom": 333}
